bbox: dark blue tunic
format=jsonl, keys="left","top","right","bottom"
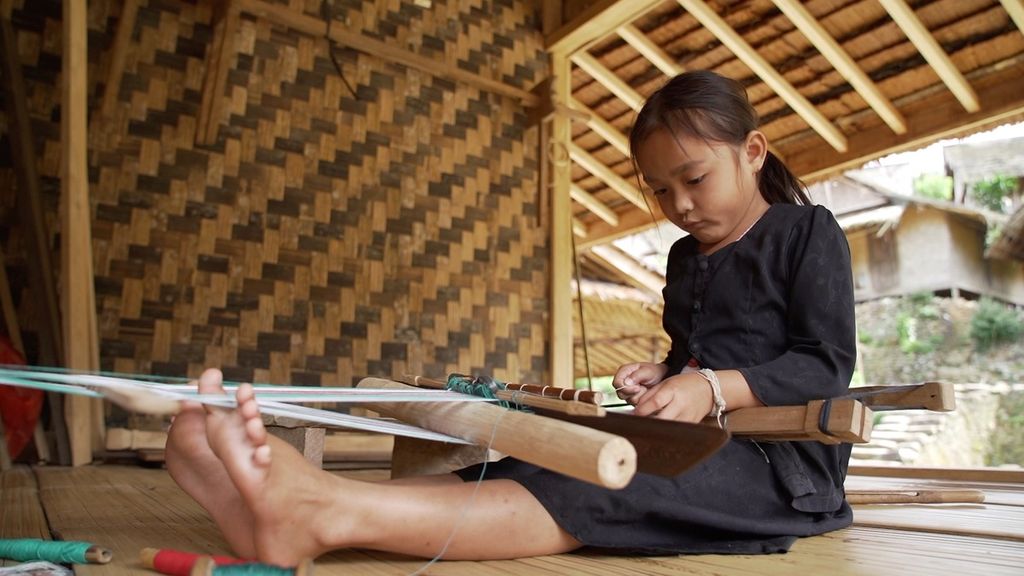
{"left": 458, "top": 203, "right": 858, "bottom": 554}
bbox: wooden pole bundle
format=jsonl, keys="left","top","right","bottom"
{"left": 356, "top": 377, "right": 636, "bottom": 489}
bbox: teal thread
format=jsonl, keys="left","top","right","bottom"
{"left": 210, "top": 564, "right": 296, "bottom": 575}
{"left": 0, "top": 539, "right": 92, "bottom": 564}
{"left": 444, "top": 374, "right": 530, "bottom": 411}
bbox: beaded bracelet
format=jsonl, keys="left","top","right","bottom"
{"left": 697, "top": 368, "right": 726, "bottom": 427}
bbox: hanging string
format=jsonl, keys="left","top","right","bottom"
{"left": 406, "top": 408, "right": 507, "bottom": 576}
{"left": 0, "top": 539, "right": 111, "bottom": 564}
{"left": 570, "top": 224, "right": 594, "bottom": 392}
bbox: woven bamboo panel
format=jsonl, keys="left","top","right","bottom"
{"left": 0, "top": 0, "right": 549, "bottom": 388}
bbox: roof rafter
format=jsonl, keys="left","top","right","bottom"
{"left": 770, "top": 0, "right": 907, "bottom": 135}
{"left": 677, "top": 0, "right": 849, "bottom": 153}
{"left": 877, "top": 0, "right": 980, "bottom": 113}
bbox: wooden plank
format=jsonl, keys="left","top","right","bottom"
{"left": 61, "top": 0, "right": 99, "bottom": 466}
{"left": 239, "top": 0, "right": 538, "bottom": 107}
{"left": 196, "top": 0, "right": 240, "bottom": 146}
{"left": 847, "top": 475, "right": 1024, "bottom": 507}
{"left": 853, "top": 503, "right": 1024, "bottom": 542}
{"left": 24, "top": 466, "right": 1024, "bottom": 575}
{"left": 849, "top": 465, "right": 1024, "bottom": 484}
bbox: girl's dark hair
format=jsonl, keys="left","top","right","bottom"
{"left": 629, "top": 70, "right": 810, "bottom": 205}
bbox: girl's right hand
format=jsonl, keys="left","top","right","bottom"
{"left": 613, "top": 362, "right": 669, "bottom": 405}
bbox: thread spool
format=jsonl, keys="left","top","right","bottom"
{"left": 190, "top": 556, "right": 314, "bottom": 576}
{"left": 0, "top": 539, "right": 112, "bottom": 564}
{"left": 140, "top": 547, "right": 248, "bottom": 576}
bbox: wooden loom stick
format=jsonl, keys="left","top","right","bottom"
{"left": 706, "top": 398, "right": 874, "bottom": 444}
{"left": 495, "top": 389, "right": 606, "bottom": 416}
{"left": 846, "top": 489, "right": 986, "bottom": 505}
{"left": 400, "top": 374, "right": 605, "bottom": 405}
{"left": 357, "top": 377, "right": 636, "bottom": 489}
{"left": 850, "top": 381, "right": 955, "bottom": 412}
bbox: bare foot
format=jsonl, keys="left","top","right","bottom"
{"left": 204, "top": 382, "right": 352, "bottom": 566}
{"left": 165, "top": 369, "right": 256, "bottom": 558}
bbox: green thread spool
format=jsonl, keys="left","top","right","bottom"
{"left": 190, "top": 556, "right": 314, "bottom": 576}
{"left": 0, "top": 538, "right": 112, "bottom": 564}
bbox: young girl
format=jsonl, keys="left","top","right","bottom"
{"left": 165, "top": 70, "right": 856, "bottom": 566}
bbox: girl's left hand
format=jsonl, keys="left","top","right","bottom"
{"left": 633, "top": 374, "right": 713, "bottom": 423}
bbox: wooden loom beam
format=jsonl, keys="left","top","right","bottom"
{"left": 356, "top": 377, "right": 636, "bottom": 489}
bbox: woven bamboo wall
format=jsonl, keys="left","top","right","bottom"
{"left": 0, "top": 0, "right": 550, "bottom": 387}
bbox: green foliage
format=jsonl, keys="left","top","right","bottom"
{"left": 895, "top": 293, "right": 944, "bottom": 354}
{"left": 987, "top": 391, "right": 1024, "bottom": 467}
{"left": 971, "top": 174, "right": 1018, "bottom": 213}
{"left": 913, "top": 173, "right": 953, "bottom": 201}
{"left": 970, "top": 298, "right": 1024, "bottom": 351}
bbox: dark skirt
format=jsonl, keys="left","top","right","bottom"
{"left": 455, "top": 439, "right": 853, "bottom": 555}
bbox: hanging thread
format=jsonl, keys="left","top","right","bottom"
{"left": 0, "top": 539, "right": 111, "bottom": 564}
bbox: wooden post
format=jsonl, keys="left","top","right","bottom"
{"left": 357, "top": 377, "right": 636, "bottom": 489}
{"left": 549, "top": 53, "right": 574, "bottom": 388}
{"left": 62, "top": 0, "right": 100, "bottom": 466}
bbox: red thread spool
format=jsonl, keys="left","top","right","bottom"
{"left": 140, "top": 547, "right": 249, "bottom": 576}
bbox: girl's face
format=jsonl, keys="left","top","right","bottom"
{"left": 635, "top": 127, "right": 768, "bottom": 253}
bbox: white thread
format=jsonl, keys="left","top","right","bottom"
{"left": 407, "top": 409, "right": 507, "bottom": 575}
{"left": 697, "top": 368, "right": 726, "bottom": 427}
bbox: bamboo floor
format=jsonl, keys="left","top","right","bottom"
{"left": 2, "top": 463, "right": 1023, "bottom": 575}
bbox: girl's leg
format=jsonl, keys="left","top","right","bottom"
{"left": 164, "top": 369, "right": 256, "bottom": 557}
{"left": 204, "top": 384, "right": 582, "bottom": 566}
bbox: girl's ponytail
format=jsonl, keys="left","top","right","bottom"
{"left": 759, "top": 152, "right": 811, "bottom": 205}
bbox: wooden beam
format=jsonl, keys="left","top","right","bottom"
{"left": 571, "top": 183, "right": 619, "bottom": 226}
{"left": 98, "top": 0, "right": 139, "bottom": 122}
{"left": 770, "top": 0, "right": 906, "bottom": 135}
{"left": 357, "top": 378, "right": 636, "bottom": 488}
{"left": 568, "top": 96, "right": 630, "bottom": 157}
{"left": 570, "top": 51, "right": 644, "bottom": 111}
{"left": 677, "top": 0, "right": 848, "bottom": 153}
{"left": 578, "top": 204, "right": 662, "bottom": 250}
{"left": 878, "top": 0, "right": 979, "bottom": 113}
{"left": 569, "top": 143, "right": 646, "bottom": 209}
{"left": 616, "top": 23, "right": 684, "bottom": 78}
{"left": 551, "top": 55, "right": 575, "bottom": 392}
{"left": 1001, "top": 0, "right": 1024, "bottom": 37}
{"left": 239, "top": 0, "right": 539, "bottom": 107}
{"left": 589, "top": 244, "right": 664, "bottom": 294}
{"left": 785, "top": 61, "right": 1024, "bottom": 181}
{"left": 62, "top": 0, "right": 99, "bottom": 466}
{"left": 547, "top": 0, "right": 664, "bottom": 58}
{"left": 196, "top": 0, "right": 240, "bottom": 146}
